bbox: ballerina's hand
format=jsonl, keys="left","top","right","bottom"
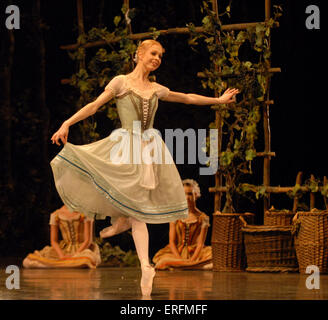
{"left": 218, "top": 88, "right": 240, "bottom": 104}
{"left": 51, "top": 124, "right": 69, "bottom": 146}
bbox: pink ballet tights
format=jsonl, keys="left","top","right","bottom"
{"left": 130, "top": 217, "right": 156, "bottom": 296}
{"left": 99, "top": 217, "right": 131, "bottom": 238}
{"left": 100, "top": 216, "right": 155, "bottom": 296}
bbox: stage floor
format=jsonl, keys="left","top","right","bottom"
{"left": 1, "top": 265, "right": 328, "bottom": 300}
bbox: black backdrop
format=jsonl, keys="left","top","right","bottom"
{"left": 0, "top": 0, "right": 325, "bottom": 259}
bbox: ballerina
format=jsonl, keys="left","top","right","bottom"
{"left": 51, "top": 39, "right": 238, "bottom": 296}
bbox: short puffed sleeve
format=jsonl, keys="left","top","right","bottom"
{"left": 105, "top": 75, "right": 125, "bottom": 97}
{"left": 201, "top": 215, "right": 210, "bottom": 228}
{"left": 153, "top": 82, "right": 170, "bottom": 100}
{"left": 49, "top": 212, "right": 59, "bottom": 226}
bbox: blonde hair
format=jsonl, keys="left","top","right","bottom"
{"left": 134, "top": 39, "right": 165, "bottom": 63}
{"left": 182, "top": 179, "right": 201, "bottom": 199}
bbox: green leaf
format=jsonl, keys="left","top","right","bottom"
{"left": 78, "top": 80, "right": 91, "bottom": 93}
{"left": 114, "top": 16, "right": 121, "bottom": 26}
{"left": 220, "top": 151, "right": 235, "bottom": 167}
{"left": 255, "top": 37, "right": 263, "bottom": 49}
{"left": 236, "top": 31, "right": 247, "bottom": 43}
{"left": 256, "top": 23, "right": 266, "bottom": 33}
{"left": 234, "top": 139, "right": 241, "bottom": 150}
{"left": 263, "top": 49, "right": 271, "bottom": 60}
{"left": 256, "top": 186, "right": 267, "bottom": 199}
{"left": 202, "top": 16, "right": 210, "bottom": 26}
{"left": 243, "top": 61, "right": 252, "bottom": 69}
{"left": 209, "top": 121, "right": 217, "bottom": 129}
{"left": 205, "top": 37, "right": 214, "bottom": 44}
{"left": 245, "top": 149, "right": 257, "bottom": 161}
{"left": 321, "top": 184, "right": 328, "bottom": 197}
{"left": 288, "top": 184, "right": 303, "bottom": 199}
{"left": 107, "top": 106, "right": 118, "bottom": 120}
{"left": 238, "top": 183, "right": 254, "bottom": 193}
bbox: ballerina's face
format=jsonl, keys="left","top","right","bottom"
{"left": 139, "top": 44, "right": 163, "bottom": 71}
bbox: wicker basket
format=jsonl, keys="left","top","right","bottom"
{"left": 242, "top": 225, "right": 298, "bottom": 272}
{"left": 264, "top": 207, "right": 294, "bottom": 226}
{"left": 211, "top": 212, "right": 254, "bottom": 272}
{"left": 292, "top": 210, "right": 328, "bottom": 274}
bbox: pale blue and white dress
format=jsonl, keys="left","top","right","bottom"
{"left": 51, "top": 75, "right": 188, "bottom": 224}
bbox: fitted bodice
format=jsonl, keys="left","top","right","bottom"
{"left": 174, "top": 213, "right": 210, "bottom": 248}
{"left": 116, "top": 90, "right": 159, "bottom": 131}
{"left": 56, "top": 214, "right": 85, "bottom": 254}
{"left": 176, "top": 219, "right": 201, "bottom": 247}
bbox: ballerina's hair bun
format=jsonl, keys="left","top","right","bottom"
{"left": 133, "top": 39, "right": 165, "bottom": 64}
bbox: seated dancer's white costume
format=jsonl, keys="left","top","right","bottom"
{"left": 50, "top": 75, "right": 188, "bottom": 295}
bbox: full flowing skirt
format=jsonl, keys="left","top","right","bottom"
{"left": 50, "top": 128, "right": 188, "bottom": 224}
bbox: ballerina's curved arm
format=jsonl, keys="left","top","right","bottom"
{"left": 162, "top": 88, "right": 239, "bottom": 105}
{"left": 51, "top": 88, "right": 114, "bottom": 146}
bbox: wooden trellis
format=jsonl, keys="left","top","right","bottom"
{"left": 60, "top": 0, "right": 328, "bottom": 215}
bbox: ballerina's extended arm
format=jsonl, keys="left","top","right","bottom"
{"left": 162, "top": 88, "right": 239, "bottom": 105}
{"left": 51, "top": 88, "right": 114, "bottom": 146}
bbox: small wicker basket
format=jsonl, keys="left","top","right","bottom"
{"left": 292, "top": 210, "right": 328, "bottom": 274}
{"left": 264, "top": 207, "right": 294, "bottom": 226}
{"left": 242, "top": 225, "right": 298, "bottom": 272}
{"left": 211, "top": 212, "right": 254, "bottom": 272}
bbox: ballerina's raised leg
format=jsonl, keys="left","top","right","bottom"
{"left": 130, "top": 217, "right": 156, "bottom": 296}
{"left": 100, "top": 216, "right": 132, "bottom": 238}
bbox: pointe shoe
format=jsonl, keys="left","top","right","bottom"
{"left": 99, "top": 226, "right": 114, "bottom": 238}
{"left": 140, "top": 265, "right": 156, "bottom": 296}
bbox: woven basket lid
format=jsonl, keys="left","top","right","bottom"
{"left": 296, "top": 209, "right": 328, "bottom": 216}
{"left": 213, "top": 211, "right": 254, "bottom": 217}
{"left": 265, "top": 208, "right": 293, "bottom": 215}
{"left": 242, "top": 225, "right": 292, "bottom": 233}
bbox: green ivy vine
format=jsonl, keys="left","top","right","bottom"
{"left": 66, "top": 1, "right": 283, "bottom": 214}
{"left": 187, "top": 1, "right": 282, "bottom": 212}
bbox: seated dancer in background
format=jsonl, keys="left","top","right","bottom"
{"left": 23, "top": 205, "right": 101, "bottom": 269}
{"left": 153, "top": 179, "right": 213, "bottom": 270}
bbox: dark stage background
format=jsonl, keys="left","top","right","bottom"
{"left": 0, "top": 0, "right": 325, "bottom": 260}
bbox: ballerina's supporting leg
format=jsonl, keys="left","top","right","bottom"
{"left": 129, "top": 217, "right": 156, "bottom": 296}
{"left": 100, "top": 217, "right": 132, "bottom": 238}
